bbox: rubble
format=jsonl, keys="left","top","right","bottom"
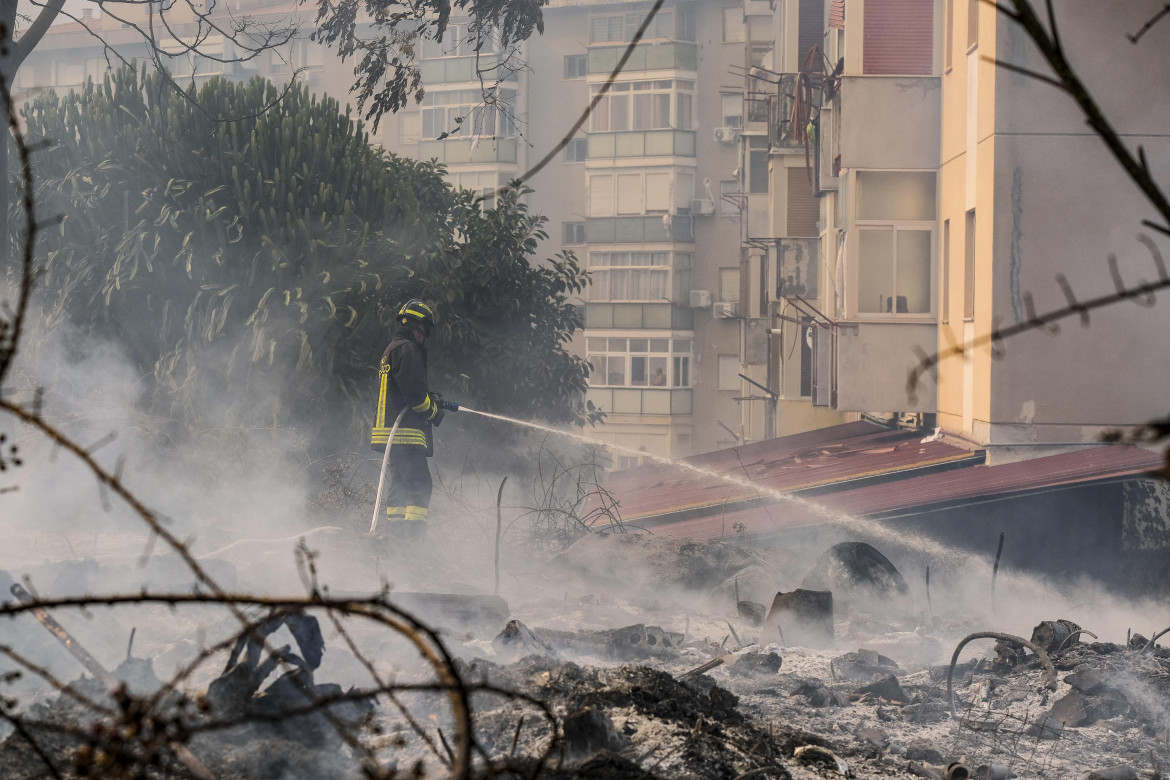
{"left": 5, "top": 535, "right": 1170, "bottom": 779}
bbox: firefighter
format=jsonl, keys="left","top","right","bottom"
{"left": 370, "top": 299, "right": 456, "bottom": 541}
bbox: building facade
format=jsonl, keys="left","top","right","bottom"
{"left": 743, "top": 0, "right": 1170, "bottom": 463}
{"left": 21, "top": 0, "right": 1166, "bottom": 466}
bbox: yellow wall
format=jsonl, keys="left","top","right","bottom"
{"left": 936, "top": 0, "right": 995, "bottom": 441}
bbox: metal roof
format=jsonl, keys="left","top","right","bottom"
{"left": 602, "top": 423, "right": 1164, "bottom": 541}
{"left": 604, "top": 421, "right": 984, "bottom": 524}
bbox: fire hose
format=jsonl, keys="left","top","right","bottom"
{"left": 368, "top": 399, "right": 460, "bottom": 534}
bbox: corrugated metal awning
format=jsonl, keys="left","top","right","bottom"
{"left": 603, "top": 421, "right": 983, "bottom": 524}
{"left": 637, "top": 444, "right": 1163, "bottom": 541}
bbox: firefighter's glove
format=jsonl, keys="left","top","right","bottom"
{"left": 428, "top": 391, "right": 446, "bottom": 427}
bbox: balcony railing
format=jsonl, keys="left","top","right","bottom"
{"left": 586, "top": 215, "right": 694, "bottom": 244}
{"left": 417, "top": 137, "right": 518, "bottom": 165}
{"left": 587, "top": 41, "right": 697, "bottom": 74}
{"left": 587, "top": 130, "right": 695, "bottom": 158}
{"left": 585, "top": 387, "right": 693, "bottom": 416}
{"left": 746, "top": 73, "right": 825, "bottom": 150}
{"left": 419, "top": 54, "right": 518, "bottom": 84}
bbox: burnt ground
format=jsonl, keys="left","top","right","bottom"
{"left": 2, "top": 532, "right": 1169, "bottom": 779}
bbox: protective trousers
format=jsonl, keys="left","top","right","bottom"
{"left": 386, "top": 446, "right": 432, "bottom": 528}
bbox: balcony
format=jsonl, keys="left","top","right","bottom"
{"left": 585, "top": 387, "right": 693, "bottom": 416}
{"left": 417, "top": 137, "right": 518, "bottom": 165}
{"left": 586, "top": 215, "right": 694, "bottom": 244}
{"left": 585, "top": 303, "right": 694, "bottom": 330}
{"left": 419, "top": 54, "right": 518, "bottom": 84}
{"left": 587, "top": 41, "right": 697, "bottom": 74}
{"left": 587, "top": 130, "right": 695, "bottom": 159}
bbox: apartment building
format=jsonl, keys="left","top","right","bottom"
{"left": 739, "top": 0, "right": 1170, "bottom": 463}
{"left": 22, "top": 0, "right": 837, "bottom": 462}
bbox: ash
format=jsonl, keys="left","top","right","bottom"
{"left": 3, "top": 532, "right": 1169, "bottom": 779}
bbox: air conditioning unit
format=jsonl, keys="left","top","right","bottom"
{"left": 713, "top": 126, "right": 741, "bottom": 144}
{"left": 712, "top": 301, "right": 740, "bottom": 319}
{"left": 688, "top": 289, "right": 712, "bottom": 308}
{"left": 690, "top": 198, "right": 716, "bottom": 216}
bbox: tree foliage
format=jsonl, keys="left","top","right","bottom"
{"left": 311, "top": 0, "right": 545, "bottom": 129}
{"left": 17, "top": 64, "right": 592, "bottom": 440}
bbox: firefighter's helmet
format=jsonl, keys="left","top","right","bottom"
{"left": 397, "top": 299, "right": 436, "bottom": 331}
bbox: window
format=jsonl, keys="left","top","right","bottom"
{"left": 855, "top": 171, "right": 936, "bottom": 316}
{"left": 749, "top": 137, "right": 770, "bottom": 194}
{"left": 719, "top": 181, "right": 742, "bottom": 216}
{"left": 450, "top": 171, "right": 508, "bottom": 210}
{"left": 862, "top": 0, "right": 934, "bottom": 76}
{"left": 586, "top": 335, "right": 693, "bottom": 388}
{"left": 399, "top": 112, "right": 421, "bottom": 144}
{"left": 941, "top": 219, "right": 951, "bottom": 324}
{"left": 586, "top": 251, "right": 691, "bottom": 302}
{"left": 786, "top": 167, "right": 818, "bottom": 237}
{"left": 718, "top": 355, "right": 741, "bottom": 390}
{"left": 563, "top": 138, "right": 588, "bottom": 162}
{"left": 564, "top": 54, "right": 587, "bottom": 79}
{"left": 589, "top": 80, "right": 694, "bottom": 132}
{"left": 967, "top": 0, "right": 979, "bottom": 49}
{"left": 421, "top": 88, "right": 517, "bottom": 139}
{"left": 422, "top": 23, "right": 498, "bottom": 58}
{"left": 589, "top": 252, "right": 669, "bottom": 302}
{"left": 964, "top": 209, "right": 975, "bottom": 319}
{"left": 723, "top": 7, "right": 746, "bottom": 42}
{"left": 589, "top": 9, "right": 690, "bottom": 43}
{"left": 720, "top": 92, "right": 743, "bottom": 129}
{"left": 589, "top": 170, "right": 689, "bottom": 217}
{"left": 563, "top": 222, "right": 586, "bottom": 245}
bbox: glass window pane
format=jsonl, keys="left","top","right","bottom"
{"left": 629, "top": 338, "right": 648, "bottom": 352}
{"left": 896, "top": 229, "right": 933, "bottom": 313}
{"left": 630, "top": 356, "right": 648, "bottom": 386}
{"left": 673, "top": 356, "right": 690, "bottom": 387}
{"left": 858, "top": 229, "right": 895, "bottom": 313}
{"left": 606, "top": 356, "right": 626, "bottom": 385}
{"left": 649, "top": 338, "right": 670, "bottom": 352}
{"left": 611, "top": 95, "right": 630, "bottom": 131}
{"left": 648, "top": 357, "right": 668, "bottom": 385}
{"left": 611, "top": 269, "right": 629, "bottom": 299}
{"left": 608, "top": 338, "right": 627, "bottom": 351}
{"left": 586, "top": 339, "right": 606, "bottom": 352}
{"left": 650, "top": 269, "right": 668, "bottom": 300}
{"left": 672, "top": 338, "right": 692, "bottom": 352}
{"left": 589, "top": 270, "right": 609, "bottom": 301}
{"left": 857, "top": 171, "right": 937, "bottom": 220}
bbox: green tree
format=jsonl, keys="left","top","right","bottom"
{"left": 20, "top": 65, "right": 591, "bottom": 441}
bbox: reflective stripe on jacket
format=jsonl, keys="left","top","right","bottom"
{"left": 371, "top": 328, "right": 439, "bottom": 455}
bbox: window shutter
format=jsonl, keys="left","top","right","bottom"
{"left": 798, "top": 0, "right": 826, "bottom": 68}
{"left": 786, "top": 167, "right": 819, "bottom": 237}
{"left": 645, "top": 173, "right": 671, "bottom": 212}
{"left": 590, "top": 174, "right": 614, "bottom": 216}
{"left": 829, "top": 0, "right": 845, "bottom": 29}
{"left": 863, "top": 0, "right": 934, "bottom": 75}
{"left": 617, "top": 173, "right": 642, "bottom": 214}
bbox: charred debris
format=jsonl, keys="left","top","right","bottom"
{"left": 1, "top": 536, "right": 1169, "bottom": 779}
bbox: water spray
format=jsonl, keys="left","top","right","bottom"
{"left": 456, "top": 406, "right": 965, "bottom": 563}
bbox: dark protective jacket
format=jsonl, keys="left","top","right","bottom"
{"left": 371, "top": 325, "right": 441, "bottom": 456}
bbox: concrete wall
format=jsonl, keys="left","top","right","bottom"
{"left": 979, "top": 2, "right": 1170, "bottom": 444}
{"left": 838, "top": 76, "right": 941, "bottom": 170}
{"left": 835, "top": 322, "right": 937, "bottom": 412}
